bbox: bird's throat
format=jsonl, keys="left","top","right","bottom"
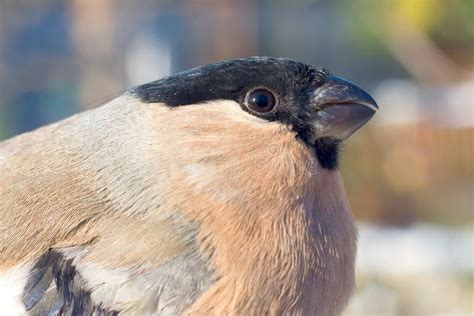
{"left": 185, "top": 170, "right": 357, "bottom": 315}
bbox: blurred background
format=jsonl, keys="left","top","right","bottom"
{"left": 0, "top": 0, "right": 472, "bottom": 315}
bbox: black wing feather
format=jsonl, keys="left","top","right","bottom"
{"left": 23, "top": 249, "right": 118, "bottom": 316}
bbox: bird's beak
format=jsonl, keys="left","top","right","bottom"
{"left": 309, "top": 76, "right": 378, "bottom": 140}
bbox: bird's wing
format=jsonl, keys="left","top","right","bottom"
{"left": 22, "top": 248, "right": 118, "bottom": 316}
{"left": 19, "top": 244, "right": 212, "bottom": 315}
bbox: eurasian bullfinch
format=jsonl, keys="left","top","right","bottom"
{"left": 0, "top": 57, "right": 378, "bottom": 315}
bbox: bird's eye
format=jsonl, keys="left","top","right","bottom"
{"left": 245, "top": 89, "right": 277, "bottom": 113}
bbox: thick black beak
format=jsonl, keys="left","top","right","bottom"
{"left": 310, "top": 76, "right": 378, "bottom": 140}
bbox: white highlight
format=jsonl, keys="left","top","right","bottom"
{"left": 357, "top": 223, "right": 473, "bottom": 275}
{"left": 126, "top": 34, "right": 172, "bottom": 87}
{"left": 0, "top": 264, "right": 31, "bottom": 315}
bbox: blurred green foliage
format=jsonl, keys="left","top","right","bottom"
{"left": 342, "top": 0, "right": 474, "bottom": 54}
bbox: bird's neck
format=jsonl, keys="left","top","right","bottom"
{"left": 182, "top": 169, "right": 357, "bottom": 315}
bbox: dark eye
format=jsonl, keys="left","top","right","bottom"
{"left": 246, "top": 89, "right": 277, "bottom": 113}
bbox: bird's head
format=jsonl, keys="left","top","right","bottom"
{"left": 121, "top": 57, "right": 378, "bottom": 315}
{"left": 131, "top": 56, "right": 378, "bottom": 172}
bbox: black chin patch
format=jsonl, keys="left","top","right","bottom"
{"left": 313, "top": 137, "right": 342, "bottom": 170}
{"left": 296, "top": 131, "right": 341, "bottom": 170}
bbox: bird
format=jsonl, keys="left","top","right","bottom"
{"left": 0, "top": 56, "right": 378, "bottom": 316}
